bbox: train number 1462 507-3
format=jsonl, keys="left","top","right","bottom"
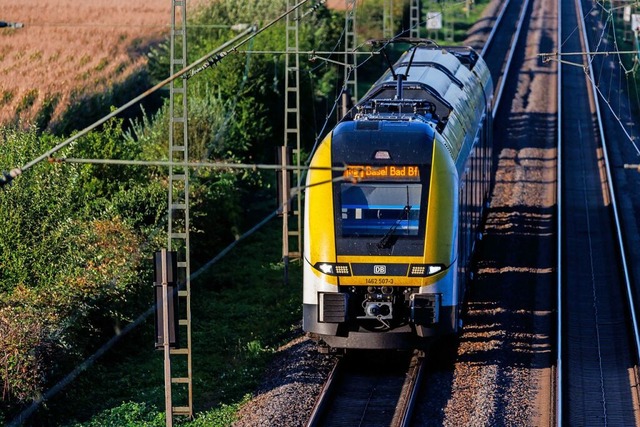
{"left": 365, "top": 278, "right": 394, "bottom": 285}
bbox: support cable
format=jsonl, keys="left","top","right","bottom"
{"left": 0, "top": 25, "right": 255, "bottom": 188}
{"left": 184, "top": 0, "right": 313, "bottom": 79}
{"left": 542, "top": 3, "right": 640, "bottom": 157}
{"left": 7, "top": 169, "right": 346, "bottom": 426}
{"left": 48, "top": 156, "right": 347, "bottom": 173}
{"left": 1, "top": 0, "right": 316, "bottom": 189}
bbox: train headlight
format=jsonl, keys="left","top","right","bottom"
{"left": 408, "top": 264, "right": 446, "bottom": 277}
{"left": 314, "top": 262, "right": 351, "bottom": 276}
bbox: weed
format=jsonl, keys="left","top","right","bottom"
{"left": 78, "top": 55, "right": 92, "bottom": 67}
{"left": 29, "top": 50, "right": 43, "bottom": 61}
{"left": 15, "top": 89, "right": 38, "bottom": 115}
{"left": 95, "top": 58, "right": 110, "bottom": 72}
{"left": 0, "top": 89, "right": 14, "bottom": 107}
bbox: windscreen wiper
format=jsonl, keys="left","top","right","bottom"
{"left": 377, "top": 204, "right": 411, "bottom": 249}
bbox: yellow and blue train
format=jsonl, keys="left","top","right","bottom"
{"left": 303, "top": 43, "right": 493, "bottom": 350}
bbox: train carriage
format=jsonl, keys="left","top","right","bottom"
{"left": 303, "top": 43, "right": 493, "bottom": 350}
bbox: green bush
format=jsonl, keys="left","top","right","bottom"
{"left": 0, "top": 126, "right": 152, "bottom": 415}
{"left": 70, "top": 402, "right": 164, "bottom": 427}
{"left": 1, "top": 0, "right": 343, "bottom": 423}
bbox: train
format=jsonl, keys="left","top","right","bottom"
{"left": 302, "top": 42, "right": 494, "bottom": 350}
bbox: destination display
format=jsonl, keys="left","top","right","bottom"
{"left": 343, "top": 165, "right": 421, "bottom": 181}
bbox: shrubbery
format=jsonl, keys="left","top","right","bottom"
{"left": 0, "top": 126, "right": 152, "bottom": 410}
{"left": 0, "top": 0, "right": 344, "bottom": 423}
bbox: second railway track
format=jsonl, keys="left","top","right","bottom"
{"left": 557, "top": 0, "right": 640, "bottom": 424}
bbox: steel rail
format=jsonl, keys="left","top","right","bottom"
{"left": 480, "top": 0, "right": 511, "bottom": 58}
{"left": 556, "top": 0, "right": 640, "bottom": 423}
{"left": 303, "top": 2, "right": 535, "bottom": 425}
{"left": 555, "top": 0, "right": 563, "bottom": 423}
{"left": 391, "top": 350, "right": 426, "bottom": 427}
{"left": 576, "top": 0, "right": 640, "bottom": 371}
{"left": 305, "top": 358, "right": 342, "bottom": 427}
{"left": 305, "top": 351, "right": 425, "bottom": 427}
{"left": 490, "top": 0, "right": 532, "bottom": 119}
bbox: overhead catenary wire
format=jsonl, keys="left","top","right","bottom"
{"left": 7, "top": 208, "right": 271, "bottom": 427}
{"left": 49, "top": 156, "right": 348, "bottom": 173}
{"left": 586, "top": 2, "right": 640, "bottom": 156}
{"left": 6, "top": 2, "right": 465, "bottom": 422}
{"left": 184, "top": 0, "right": 313, "bottom": 79}
{"left": 7, "top": 163, "right": 349, "bottom": 427}
{"left": 4, "top": 5, "right": 353, "bottom": 422}
{"left": 298, "top": 0, "right": 328, "bottom": 21}
{"left": 546, "top": 1, "right": 640, "bottom": 158}
{"left": 0, "top": 0, "right": 316, "bottom": 189}
{"left": 0, "top": 24, "right": 255, "bottom": 188}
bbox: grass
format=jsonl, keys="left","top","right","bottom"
{"left": 2, "top": 2, "right": 499, "bottom": 425}
{"left": 33, "top": 217, "right": 303, "bottom": 426}
{"left": 355, "top": 0, "right": 493, "bottom": 97}
{"left": 419, "top": 0, "right": 493, "bottom": 44}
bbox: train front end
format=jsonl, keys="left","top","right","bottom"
{"left": 303, "top": 119, "right": 459, "bottom": 350}
{"left": 302, "top": 44, "right": 493, "bottom": 351}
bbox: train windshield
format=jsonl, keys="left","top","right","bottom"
{"left": 340, "top": 183, "right": 422, "bottom": 237}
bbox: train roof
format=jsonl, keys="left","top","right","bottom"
{"left": 346, "top": 45, "right": 493, "bottom": 165}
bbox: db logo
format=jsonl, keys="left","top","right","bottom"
{"left": 374, "top": 265, "right": 386, "bottom": 275}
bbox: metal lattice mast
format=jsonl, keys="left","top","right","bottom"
{"left": 283, "top": 0, "right": 302, "bottom": 264}
{"left": 167, "top": 0, "right": 192, "bottom": 419}
{"left": 344, "top": 0, "right": 358, "bottom": 106}
{"left": 383, "top": 0, "right": 394, "bottom": 39}
{"left": 410, "top": 0, "right": 420, "bottom": 38}
{"left": 445, "top": 0, "right": 454, "bottom": 42}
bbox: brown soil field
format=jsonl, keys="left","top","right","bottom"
{"left": 0, "top": 0, "right": 201, "bottom": 128}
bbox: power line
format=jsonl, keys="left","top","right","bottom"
{"left": 546, "top": 2, "right": 640, "bottom": 158}
{"left": 0, "top": 25, "right": 257, "bottom": 189}
{"left": 48, "top": 156, "right": 347, "bottom": 173}
{"left": 3, "top": 1, "right": 465, "bottom": 419}
{"left": 5, "top": 160, "right": 349, "bottom": 424}
{"left": 540, "top": 50, "right": 640, "bottom": 58}
{"left": 586, "top": 72, "right": 640, "bottom": 156}
{"left": 585, "top": 1, "right": 640, "bottom": 156}
{"left": 1, "top": 0, "right": 317, "bottom": 189}
{"left": 20, "top": 23, "right": 235, "bottom": 28}
{"left": 184, "top": 0, "right": 314, "bottom": 79}
{"left": 7, "top": 207, "right": 274, "bottom": 427}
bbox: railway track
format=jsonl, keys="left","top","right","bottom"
{"left": 480, "top": 0, "right": 532, "bottom": 116}
{"left": 412, "top": 0, "right": 558, "bottom": 423}
{"left": 306, "top": 350, "right": 425, "bottom": 427}
{"left": 557, "top": 0, "right": 640, "bottom": 424}
{"left": 304, "top": 0, "right": 640, "bottom": 424}
{"left": 305, "top": 1, "right": 535, "bottom": 425}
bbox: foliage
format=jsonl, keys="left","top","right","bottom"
{"left": 2, "top": 0, "right": 342, "bottom": 423}
{"left": 145, "top": 0, "right": 344, "bottom": 163}
{"left": 128, "top": 0, "right": 345, "bottom": 260}
{"left": 70, "top": 402, "right": 164, "bottom": 427}
{"left": 60, "top": 221, "right": 301, "bottom": 426}
{"left": 0, "top": 126, "right": 156, "bottom": 417}
{"left": 52, "top": 70, "right": 159, "bottom": 137}
{"left": 70, "top": 395, "right": 250, "bottom": 427}
{"left": 357, "top": 0, "right": 405, "bottom": 41}
{"left": 34, "top": 93, "right": 61, "bottom": 131}
{"left": 419, "top": 0, "right": 493, "bottom": 44}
